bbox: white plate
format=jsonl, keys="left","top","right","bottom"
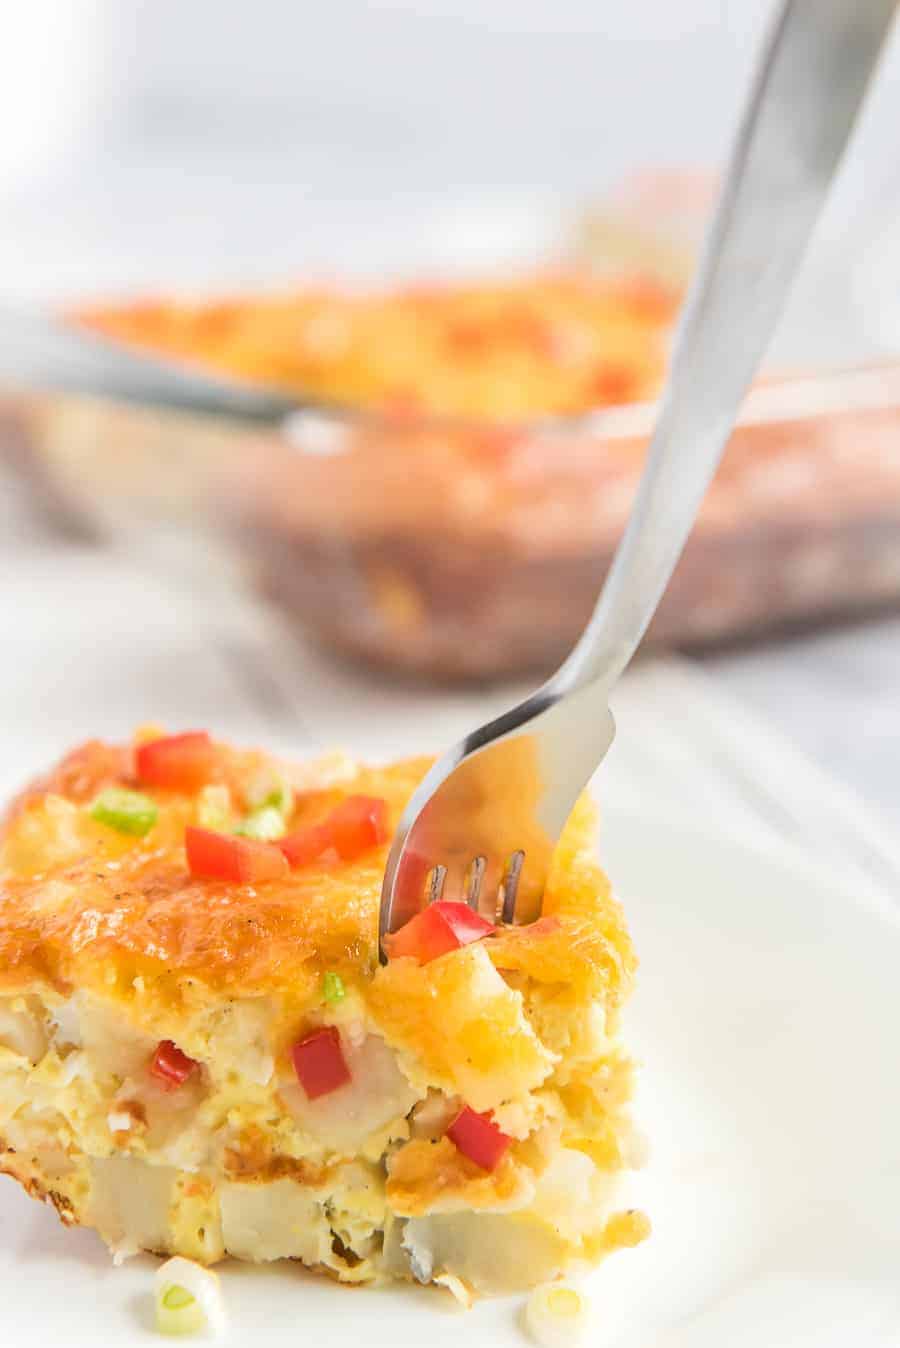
{"left": 2, "top": 812, "right": 899, "bottom": 1347}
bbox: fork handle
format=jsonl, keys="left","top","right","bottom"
{"left": 555, "top": 0, "right": 895, "bottom": 698}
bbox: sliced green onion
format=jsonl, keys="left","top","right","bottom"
{"left": 245, "top": 767, "right": 294, "bottom": 816}
{"left": 235, "top": 805, "right": 286, "bottom": 840}
{"left": 154, "top": 1257, "right": 225, "bottom": 1337}
{"left": 90, "top": 788, "right": 158, "bottom": 837}
{"left": 163, "top": 1287, "right": 194, "bottom": 1309}
{"left": 196, "top": 784, "right": 232, "bottom": 832}
{"left": 156, "top": 1283, "right": 205, "bottom": 1336}
{"left": 322, "top": 971, "right": 346, "bottom": 1004}
{"left": 524, "top": 1283, "right": 589, "bottom": 1347}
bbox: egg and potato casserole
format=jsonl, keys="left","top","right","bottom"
{"left": 76, "top": 271, "right": 676, "bottom": 421}
{"left": 0, "top": 731, "right": 647, "bottom": 1299}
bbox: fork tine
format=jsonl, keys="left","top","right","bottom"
{"left": 464, "top": 856, "right": 486, "bottom": 910}
{"left": 380, "top": 699, "right": 615, "bottom": 957}
{"left": 426, "top": 864, "right": 447, "bottom": 905}
{"left": 499, "top": 850, "right": 525, "bottom": 925}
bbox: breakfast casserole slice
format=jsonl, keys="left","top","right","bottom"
{"left": 0, "top": 731, "right": 647, "bottom": 1298}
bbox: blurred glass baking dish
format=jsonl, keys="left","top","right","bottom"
{"left": 228, "top": 363, "right": 900, "bottom": 680}
{"left": 4, "top": 358, "right": 900, "bottom": 684}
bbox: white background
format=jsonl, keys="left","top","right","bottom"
{"left": 2, "top": 0, "right": 900, "bottom": 302}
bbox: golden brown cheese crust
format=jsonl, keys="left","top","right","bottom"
{"left": 0, "top": 739, "right": 634, "bottom": 1024}
{"left": 0, "top": 744, "right": 427, "bottom": 1005}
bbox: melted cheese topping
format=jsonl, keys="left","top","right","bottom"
{"left": 0, "top": 745, "right": 429, "bottom": 1008}
{"left": 0, "top": 740, "right": 634, "bottom": 1032}
{"left": 74, "top": 272, "right": 677, "bottom": 422}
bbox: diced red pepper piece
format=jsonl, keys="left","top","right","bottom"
{"left": 384, "top": 900, "right": 495, "bottom": 964}
{"left": 447, "top": 1105, "right": 511, "bottom": 1172}
{"left": 590, "top": 364, "right": 636, "bottom": 406}
{"left": 327, "top": 795, "right": 388, "bottom": 860}
{"left": 508, "top": 312, "right": 557, "bottom": 359}
{"left": 136, "top": 731, "right": 216, "bottom": 793}
{"left": 445, "top": 319, "right": 488, "bottom": 356}
{"left": 185, "top": 826, "right": 288, "bottom": 883}
{"left": 279, "top": 822, "right": 330, "bottom": 869}
{"left": 280, "top": 795, "right": 388, "bottom": 869}
{"left": 150, "top": 1039, "right": 198, "bottom": 1091}
{"left": 291, "top": 1026, "right": 351, "bottom": 1100}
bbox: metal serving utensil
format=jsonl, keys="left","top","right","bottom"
{"left": 0, "top": 306, "right": 301, "bottom": 422}
{"left": 378, "top": 0, "right": 896, "bottom": 955}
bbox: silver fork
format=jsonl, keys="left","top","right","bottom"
{"left": 379, "top": 0, "right": 896, "bottom": 955}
